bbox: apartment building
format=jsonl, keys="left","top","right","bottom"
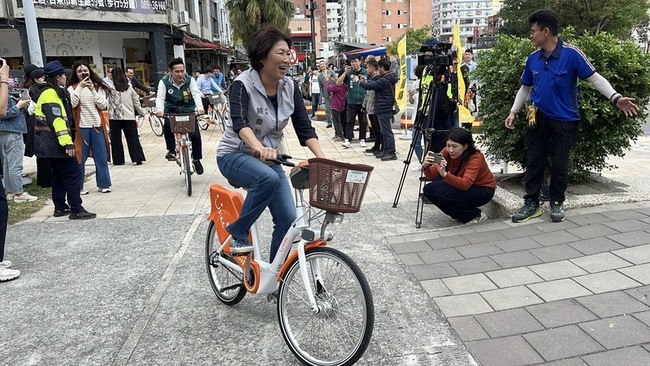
{"left": 0, "top": 0, "right": 233, "bottom": 84}
{"left": 433, "top": 0, "right": 500, "bottom": 46}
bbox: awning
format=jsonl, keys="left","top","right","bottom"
{"left": 183, "top": 36, "right": 224, "bottom": 50}
{"left": 345, "top": 46, "right": 386, "bottom": 57}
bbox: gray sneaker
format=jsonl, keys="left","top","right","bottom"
{"left": 550, "top": 201, "right": 566, "bottom": 222}
{"left": 512, "top": 199, "right": 542, "bottom": 223}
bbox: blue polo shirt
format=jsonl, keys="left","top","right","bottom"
{"left": 521, "top": 38, "right": 595, "bottom": 122}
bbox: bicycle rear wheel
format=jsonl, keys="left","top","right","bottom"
{"left": 277, "top": 247, "right": 374, "bottom": 366}
{"left": 205, "top": 221, "right": 246, "bottom": 305}
{"left": 220, "top": 105, "right": 229, "bottom": 132}
{"left": 181, "top": 144, "right": 192, "bottom": 196}
{"left": 149, "top": 114, "right": 164, "bottom": 136}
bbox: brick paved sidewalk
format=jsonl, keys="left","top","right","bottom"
{"left": 390, "top": 202, "right": 650, "bottom": 366}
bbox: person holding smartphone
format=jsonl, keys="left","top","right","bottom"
{"left": 0, "top": 62, "right": 37, "bottom": 204}
{"left": 421, "top": 128, "right": 496, "bottom": 224}
{"left": 67, "top": 60, "right": 112, "bottom": 194}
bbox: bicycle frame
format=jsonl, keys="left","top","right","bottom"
{"left": 208, "top": 183, "right": 334, "bottom": 312}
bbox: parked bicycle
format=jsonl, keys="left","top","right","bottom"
{"left": 198, "top": 92, "right": 228, "bottom": 132}
{"left": 140, "top": 94, "right": 164, "bottom": 136}
{"left": 205, "top": 156, "right": 375, "bottom": 366}
{"left": 167, "top": 113, "right": 196, "bottom": 196}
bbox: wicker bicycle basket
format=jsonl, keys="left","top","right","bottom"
{"left": 307, "top": 158, "right": 374, "bottom": 213}
{"left": 142, "top": 95, "right": 156, "bottom": 108}
{"left": 168, "top": 113, "right": 196, "bottom": 134}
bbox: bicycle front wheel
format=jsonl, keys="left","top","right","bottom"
{"left": 181, "top": 144, "right": 192, "bottom": 196}
{"left": 277, "top": 247, "right": 374, "bottom": 366}
{"left": 205, "top": 221, "right": 246, "bottom": 305}
{"left": 149, "top": 114, "right": 164, "bottom": 136}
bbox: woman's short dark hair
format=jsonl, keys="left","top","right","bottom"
{"left": 414, "top": 65, "right": 426, "bottom": 79}
{"left": 111, "top": 67, "right": 130, "bottom": 92}
{"left": 447, "top": 127, "right": 478, "bottom": 161}
{"left": 68, "top": 60, "right": 111, "bottom": 93}
{"left": 247, "top": 24, "right": 292, "bottom": 71}
{"left": 528, "top": 9, "right": 559, "bottom": 36}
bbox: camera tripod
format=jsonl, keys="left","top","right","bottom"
{"left": 392, "top": 66, "right": 453, "bottom": 228}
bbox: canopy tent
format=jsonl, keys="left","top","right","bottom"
{"left": 345, "top": 46, "right": 386, "bottom": 58}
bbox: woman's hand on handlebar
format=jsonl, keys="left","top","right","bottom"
{"left": 254, "top": 147, "right": 277, "bottom": 162}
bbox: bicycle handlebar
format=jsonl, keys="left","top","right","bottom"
{"left": 253, "top": 151, "right": 295, "bottom": 167}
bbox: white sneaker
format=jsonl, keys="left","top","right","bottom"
{"left": 13, "top": 192, "right": 38, "bottom": 203}
{"left": 411, "top": 163, "right": 422, "bottom": 172}
{"left": 467, "top": 211, "right": 488, "bottom": 225}
{"left": 6, "top": 193, "right": 14, "bottom": 200}
{"left": 359, "top": 139, "right": 367, "bottom": 148}
{"left": 341, "top": 139, "right": 351, "bottom": 148}
{"left": 0, "top": 267, "right": 20, "bottom": 282}
{"left": 98, "top": 188, "right": 112, "bottom": 193}
{"left": 80, "top": 189, "right": 89, "bottom": 195}
{"left": 0, "top": 260, "right": 12, "bottom": 268}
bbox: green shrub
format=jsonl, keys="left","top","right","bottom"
{"left": 475, "top": 32, "right": 650, "bottom": 182}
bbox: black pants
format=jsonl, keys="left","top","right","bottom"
{"left": 109, "top": 119, "right": 146, "bottom": 165}
{"left": 0, "top": 178, "right": 7, "bottom": 262}
{"left": 423, "top": 179, "right": 495, "bottom": 223}
{"left": 201, "top": 97, "right": 210, "bottom": 114}
{"left": 163, "top": 117, "right": 203, "bottom": 160}
{"left": 36, "top": 157, "right": 52, "bottom": 188}
{"left": 368, "top": 114, "right": 381, "bottom": 149}
{"left": 524, "top": 112, "right": 579, "bottom": 204}
{"left": 49, "top": 158, "right": 84, "bottom": 214}
{"left": 345, "top": 104, "right": 367, "bottom": 141}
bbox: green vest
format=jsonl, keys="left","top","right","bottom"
{"left": 162, "top": 74, "right": 196, "bottom": 113}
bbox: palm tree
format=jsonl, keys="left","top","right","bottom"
{"left": 226, "top": 0, "right": 296, "bottom": 46}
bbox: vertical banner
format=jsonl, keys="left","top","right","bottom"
{"left": 453, "top": 22, "right": 474, "bottom": 123}
{"left": 396, "top": 35, "right": 407, "bottom": 113}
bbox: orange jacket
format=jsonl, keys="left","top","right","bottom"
{"left": 423, "top": 148, "right": 496, "bottom": 190}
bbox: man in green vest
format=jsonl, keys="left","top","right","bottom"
{"left": 155, "top": 58, "right": 206, "bottom": 174}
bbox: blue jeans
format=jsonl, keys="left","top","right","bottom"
{"left": 412, "top": 127, "right": 424, "bottom": 162}
{"left": 79, "top": 127, "right": 112, "bottom": 189}
{"left": 311, "top": 93, "right": 321, "bottom": 117}
{"left": 0, "top": 178, "right": 7, "bottom": 262}
{"left": 0, "top": 132, "right": 26, "bottom": 194}
{"left": 217, "top": 152, "right": 296, "bottom": 262}
{"left": 376, "top": 112, "right": 395, "bottom": 154}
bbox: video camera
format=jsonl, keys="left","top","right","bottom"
{"left": 417, "top": 42, "right": 453, "bottom": 67}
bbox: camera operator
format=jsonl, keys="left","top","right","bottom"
{"left": 415, "top": 39, "right": 456, "bottom": 154}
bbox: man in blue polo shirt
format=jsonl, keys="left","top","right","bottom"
{"left": 504, "top": 9, "right": 639, "bottom": 223}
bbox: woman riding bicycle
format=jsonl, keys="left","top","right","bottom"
{"left": 216, "top": 24, "right": 325, "bottom": 262}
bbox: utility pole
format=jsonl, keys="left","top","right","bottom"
{"left": 23, "top": 0, "right": 44, "bottom": 66}
{"left": 308, "top": 0, "right": 317, "bottom": 67}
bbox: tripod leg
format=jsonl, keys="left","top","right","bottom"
{"left": 415, "top": 176, "right": 426, "bottom": 228}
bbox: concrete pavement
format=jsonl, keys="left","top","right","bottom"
{"left": 4, "top": 117, "right": 650, "bottom": 365}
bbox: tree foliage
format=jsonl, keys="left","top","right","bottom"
{"left": 474, "top": 31, "right": 650, "bottom": 181}
{"left": 498, "top": 0, "right": 650, "bottom": 39}
{"left": 226, "top": 0, "right": 295, "bottom": 46}
{"left": 385, "top": 26, "right": 432, "bottom": 55}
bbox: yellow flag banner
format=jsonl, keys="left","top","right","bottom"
{"left": 396, "top": 36, "right": 407, "bottom": 113}
{"left": 453, "top": 22, "right": 474, "bottom": 123}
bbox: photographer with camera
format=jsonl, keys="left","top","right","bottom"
{"left": 337, "top": 56, "right": 368, "bottom": 148}
{"left": 415, "top": 39, "right": 456, "bottom": 154}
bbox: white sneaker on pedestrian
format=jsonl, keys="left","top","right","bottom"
{"left": 80, "top": 189, "right": 89, "bottom": 195}
{"left": 13, "top": 192, "right": 38, "bottom": 203}
{"left": 0, "top": 260, "right": 12, "bottom": 268}
{"left": 0, "top": 267, "right": 20, "bottom": 282}
{"left": 6, "top": 193, "right": 14, "bottom": 200}
{"left": 411, "top": 163, "right": 422, "bottom": 172}
{"left": 359, "top": 139, "right": 367, "bottom": 148}
{"left": 341, "top": 139, "right": 351, "bottom": 148}
{"left": 98, "top": 188, "right": 112, "bottom": 193}
{"left": 467, "top": 211, "right": 488, "bottom": 225}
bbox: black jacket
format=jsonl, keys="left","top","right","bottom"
{"left": 359, "top": 72, "right": 398, "bottom": 115}
{"left": 129, "top": 77, "right": 153, "bottom": 95}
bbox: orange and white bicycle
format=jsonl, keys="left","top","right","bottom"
{"left": 205, "top": 156, "right": 375, "bottom": 366}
